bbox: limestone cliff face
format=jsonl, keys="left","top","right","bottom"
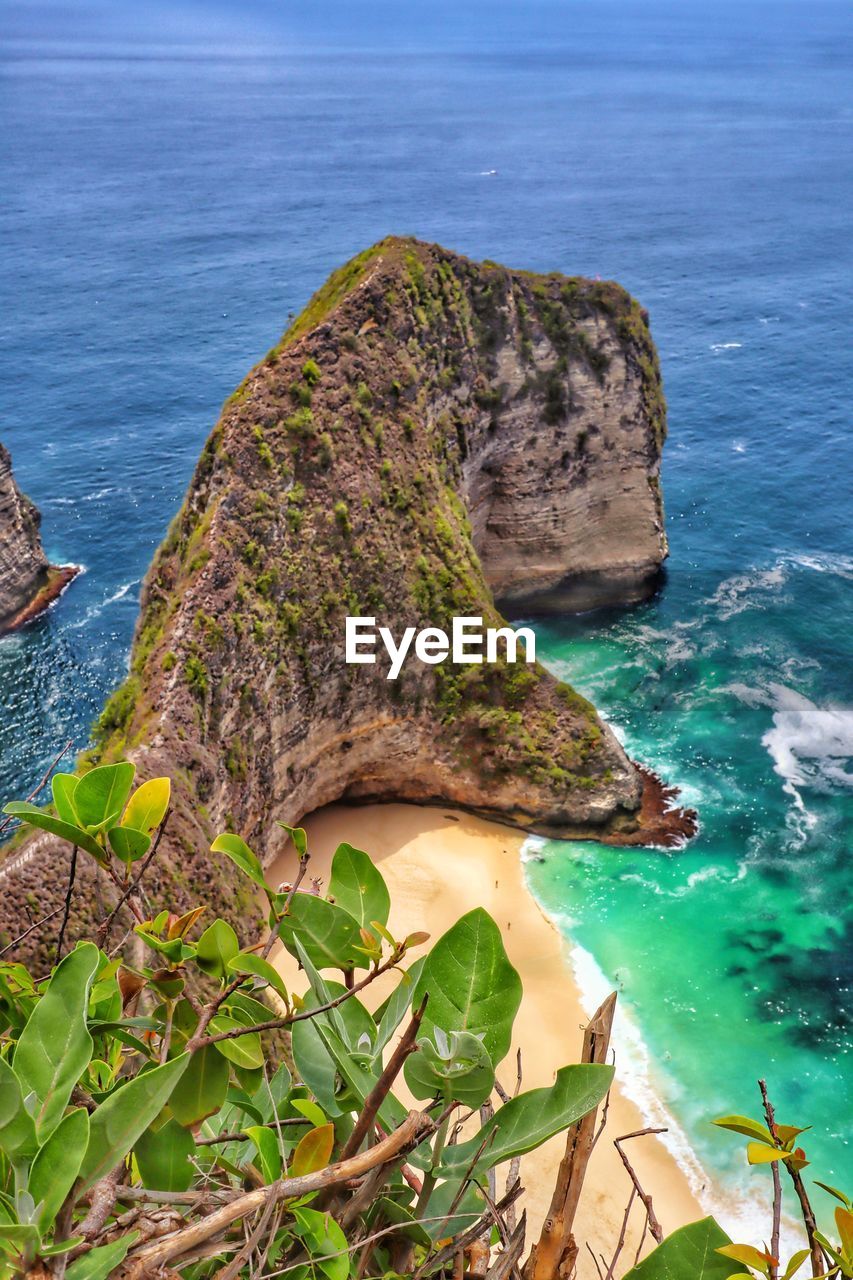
{"left": 0, "top": 239, "right": 689, "bottom": 954}
{"left": 461, "top": 286, "right": 666, "bottom": 614}
{"left": 0, "top": 444, "right": 51, "bottom": 632}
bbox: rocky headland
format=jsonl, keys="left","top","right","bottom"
{"left": 0, "top": 238, "right": 695, "bottom": 954}
{"left": 0, "top": 443, "right": 78, "bottom": 635}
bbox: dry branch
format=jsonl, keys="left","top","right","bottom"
{"left": 119, "top": 1110, "right": 432, "bottom": 1278}
{"left": 523, "top": 992, "right": 617, "bottom": 1280}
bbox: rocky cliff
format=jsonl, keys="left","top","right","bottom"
{"left": 0, "top": 443, "right": 77, "bottom": 634}
{"left": 0, "top": 239, "right": 693, "bottom": 955}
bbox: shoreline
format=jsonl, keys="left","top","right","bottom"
{"left": 269, "top": 801, "right": 706, "bottom": 1277}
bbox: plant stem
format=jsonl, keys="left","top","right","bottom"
{"left": 415, "top": 1097, "right": 453, "bottom": 1218}
{"left": 758, "top": 1079, "right": 782, "bottom": 1279}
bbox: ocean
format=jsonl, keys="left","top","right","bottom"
{"left": 1, "top": 0, "right": 851, "bottom": 1222}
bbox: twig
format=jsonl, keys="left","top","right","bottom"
{"left": 486, "top": 1213, "right": 527, "bottom": 1280}
{"left": 585, "top": 1242, "right": 604, "bottom": 1280}
{"left": 213, "top": 1191, "right": 277, "bottom": 1280}
{"left": 340, "top": 995, "right": 428, "bottom": 1161}
{"left": 414, "top": 1182, "right": 525, "bottom": 1280}
{"left": 0, "top": 739, "right": 73, "bottom": 836}
{"left": 120, "top": 1111, "right": 433, "bottom": 1277}
{"left": 96, "top": 811, "right": 171, "bottom": 949}
{"left": 758, "top": 1080, "right": 781, "bottom": 1280}
{"left": 76, "top": 1166, "right": 126, "bottom": 1244}
{"left": 613, "top": 1129, "right": 665, "bottom": 1244}
{"left": 195, "top": 1118, "right": 310, "bottom": 1146}
{"left": 604, "top": 1186, "right": 637, "bottom": 1280}
{"left": 523, "top": 992, "right": 617, "bottom": 1280}
{"left": 0, "top": 906, "right": 63, "bottom": 958}
{"left": 188, "top": 949, "right": 405, "bottom": 1052}
{"left": 759, "top": 1082, "right": 826, "bottom": 1277}
{"left": 55, "top": 845, "right": 78, "bottom": 962}
{"left": 633, "top": 1212, "right": 649, "bottom": 1266}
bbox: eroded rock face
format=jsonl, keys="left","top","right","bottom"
{"left": 462, "top": 290, "right": 667, "bottom": 614}
{"left": 0, "top": 239, "right": 690, "bottom": 956}
{"left": 0, "top": 443, "right": 51, "bottom": 632}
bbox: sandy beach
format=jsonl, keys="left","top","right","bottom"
{"left": 267, "top": 801, "right": 705, "bottom": 1276}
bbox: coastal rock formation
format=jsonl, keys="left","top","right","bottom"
{"left": 0, "top": 443, "right": 77, "bottom": 634}
{"left": 0, "top": 239, "right": 692, "bottom": 954}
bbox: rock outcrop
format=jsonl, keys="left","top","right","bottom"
{"left": 0, "top": 239, "right": 693, "bottom": 956}
{"left": 0, "top": 443, "right": 78, "bottom": 634}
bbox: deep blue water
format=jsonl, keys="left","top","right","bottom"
{"left": 2, "top": 0, "right": 851, "bottom": 1218}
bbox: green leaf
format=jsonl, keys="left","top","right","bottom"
{"left": 228, "top": 952, "right": 290, "bottom": 1003}
{"left": 195, "top": 919, "right": 239, "bottom": 980}
{"left": 277, "top": 822, "right": 308, "bottom": 858}
{"left": 29, "top": 1106, "right": 89, "bottom": 1230}
{"left": 623, "top": 1218, "right": 743, "bottom": 1279}
{"left": 712, "top": 1115, "right": 773, "bottom": 1145}
{"left": 815, "top": 1181, "right": 852, "bottom": 1209}
{"left": 278, "top": 894, "right": 362, "bottom": 972}
{"left": 78, "top": 1053, "right": 190, "bottom": 1190}
{"left": 169, "top": 1044, "right": 230, "bottom": 1126}
{"left": 410, "top": 908, "right": 521, "bottom": 1067}
{"left": 64, "top": 1231, "right": 139, "bottom": 1280}
{"left": 51, "top": 773, "right": 80, "bottom": 824}
{"left": 406, "top": 1030, "right": 495, "bottom": 1108}
{"left": 73, "top": 762, "right": 135, "bottom": 829}
{"left": 245, "top": 1125, "right": 282, "bottom": 1182}
{"left": 290, "top": 1098, "right": 327, "bottom": 1128}
{"left": 254, "top": 1062, "right": 292, "bottom": 1118}
{"left": 374, "top": 1195, "right": 432, "bottom": 1247}
{"left": 292, "top": 1207, "right": 348, "bottom": 1280}
{"left": 0, "top": 1223, "right": 40, "bottom": 1256}
{"left": 209, "top": 1017, "right": 264, "bottom": 1069}
{"left": 1, "top": 803, "right": 105, "bottom": 861}
{"left": 441, "top": 1064, "right": 613, "bottom": 1177}
{"left": 422, "top": 1179, "right": 486, "bottom": 1241}
{"left": 210, "top": 832, "right": 270, "bottom": 896}
{"left": 107, "top": 825, "right": 151, "bottom": 864}
{"left": 40, "top": 1237, "right": 85, "bottom": 1258}
{"left": 782, "top": 1248, "right": 810, "bottom": 1280}
{"left": 14, "top": 941, "right": 100, "bottom": 1141}
{"left": 135, "top": 1117, "right": 195, "bottom": 1191}
{"left": 372, "top": 958, "right": 424, "bottom": 1057}
{"left": 122, "top": 777, "right": 170, "bottom": 833}
{"left": 328, "top": 843, "right": 390, "bottom": 932}
{"left": 0, "top": 1056, "right": 38, "bottom": 1160}
{"left": 291, "top": 980, "right": 375, "bottom": 1115}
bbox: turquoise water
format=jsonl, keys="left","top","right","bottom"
{"left": 530, "top": 557, "right": 852, "bottom": 1205}
{"left": 2, "top": 0, "right": 851, "bottom": 1218}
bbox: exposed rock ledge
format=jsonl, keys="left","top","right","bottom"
{"left": 0, "top": 443, "right": 79, "bottom": 635}
{"left": 0, "top": 239, "right": 695, "bottom": 956}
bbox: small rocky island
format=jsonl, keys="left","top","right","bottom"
{"left": 0, "top": 443, "right": 78, "bottom": 635}
{"left": 0, "top": 239, "right": 695, "bottom": 952}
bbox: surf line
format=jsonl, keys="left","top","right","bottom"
{"left": 345, "top": 615, "right": 535, "bottom": 680}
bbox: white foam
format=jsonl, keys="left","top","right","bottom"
{"left": 550, "top": 916, "right": 811, "bottom": 1245}
{"left": 710, "top": 341, "right": 743, "bottom": 353}
{"left": 761, "top": 683, "right": 853, "bottom": 844}
{"left": 708, "top": 565, "right": 787, "bottom": 621}
{"left": 69, "top": 578, "right": 140, "bottom": 629}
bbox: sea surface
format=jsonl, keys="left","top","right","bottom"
{"left": 2, "top": 0, "right": 851, "bottom": 1225}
